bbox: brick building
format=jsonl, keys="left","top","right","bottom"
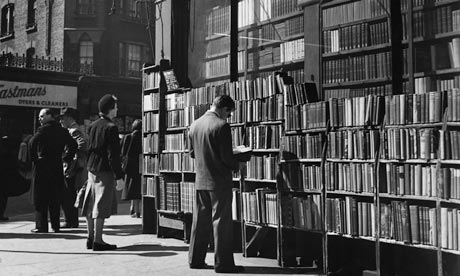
{"left": 0, "top": 0, "right": 154, "bottom": 77}
{"left": 0, "top": 0, "right": 155, "bottom": 146}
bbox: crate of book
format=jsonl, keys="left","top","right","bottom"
{"left": 157, "top": 210, "right": 192, "bottom": 243}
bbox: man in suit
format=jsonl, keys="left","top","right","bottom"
{"left": 29, "top": 108, "right": 77, "bottom": 233}
{"left": 59, "top": 107, "right": 88, "bottom": 228}
{"left": 188, "top": 95, "right": 251, "bottom": 273}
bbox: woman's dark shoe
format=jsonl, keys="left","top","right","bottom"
{"left": 86, "top": 238, "right": 94, "bottom": 249}
{"left": 0, "top": 216, "right": 9, "bottom": 221}
{"left": 215, "top": 265, "right": 245, "bottom": 273}
{"left": 92, "top": 242, "right": 117, "bottom": 251}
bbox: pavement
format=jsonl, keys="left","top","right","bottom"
{"left": 0, "top": 201, "right": 322, "bottom": 276}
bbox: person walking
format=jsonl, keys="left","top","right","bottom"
{"left": 29, "top": 108, "right": 77, "bottom": 233}
{"left": 188, "top": 95, "right": 251, "bottom": 273}
{"left": 0, "top": 135, "right": 12, "bottom": 221}
{"left": 59, "top": 107, "right": 88, "bottom": 228}
{"left": 81, "top": 94, "right": 125, "bottom": 251}
{"left": 121, "top": 119, "right": 142, "bottom": 218}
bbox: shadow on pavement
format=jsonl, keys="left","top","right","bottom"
{"left": 0, "top": 248, "right": 178, "bottom": 257}
{"left": 0, "top": 232, "right": 85, "bottom": 240}
{"left": 117, "top": 243, "right": 189, "bottom": 252}
{"left": 236, "top": 266, "right": 322, "bottom": 275}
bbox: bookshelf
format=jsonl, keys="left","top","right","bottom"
{"left": 189, "top": 0, "right": 306, "bottom": 88}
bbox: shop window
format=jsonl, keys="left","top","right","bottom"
{"left": 76, "top": 0, "right": 95, "bottom": 16}
{"left": 26, "top": 0, "right": 37, "bottom": 32}
{"left": 1, "top": 4, "right": 14, "bottom": 39}
{"left": 119, "top": 42, "right": 150, "bottom": 78}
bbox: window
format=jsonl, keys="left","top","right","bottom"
{"left": 1, "top": 4, "right": 14, "bottom": 38}
{"left": 76, "top": 0, "right": 95, "bottom": 15}
{"left": 79, "top": 34, "right": 93, "bottom": 73}
{"left": 26, "top": 47, "right": 35, "bottom": 68}
{"left": 26, "top": 0, "right": 37, "bottom": 30}
{"left": 120, "top": 0, "right": 140, "bottom": 21}
{"left": 119, "top": 42, "right": 150, "bottom": 77}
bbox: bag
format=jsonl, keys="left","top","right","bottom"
{"left": 121, "top": 134, "right": 133, "bottom": 173}
{"left": 74, "top": 181, "right": 87, "bottom": 208}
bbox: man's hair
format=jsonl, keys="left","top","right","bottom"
{"left": 98, "top": 94, "right": 118, "bottom": 115}
{"left": 41, "top": 108, "right": 54, "bottom": 116}
{"left": 132, "top": 119, "right": 142, "bottom": 131}
{"left": 212, "top": 95, "right": 235, "bottom": 110}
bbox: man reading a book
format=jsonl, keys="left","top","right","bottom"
{"left": 188, "top": 95, "right": 251, "bottom": 273}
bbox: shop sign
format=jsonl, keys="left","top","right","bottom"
{"left": 0, "top": 80, "right": 77, "bottom": 108}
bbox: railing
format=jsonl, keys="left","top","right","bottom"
{"left": 0, "top": 52, "right": 94, "bottom": 75}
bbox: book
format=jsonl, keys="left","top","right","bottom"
{"left": 233, "top": 145, "right": 253, "bottom": 155}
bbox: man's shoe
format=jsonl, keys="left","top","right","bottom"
{"left": 60, "top": 223, "right": 78, "bottom": 228}
{"left": 86, "top": 238, "right": 94, "bottom": 249}
{"left": 31, "top": 228, "right": 48, "bottom": 233}
{"left": 93, "top": 242, "right": 117, "bottom": 251}
{"left": 0, "top": 216, "right": 9, "bottom": 221}
{"left": 189, "top": 262, "right": 210, "bottom": 269}
{"left": 215, "top": 265, "right": 245, "bottom": 273}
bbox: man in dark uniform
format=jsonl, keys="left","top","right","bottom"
{"left": 188, "top": 95, "right": 251, "bottom": 273}
{"left": 29, "top": 108, "right": 77, "bottom": 233}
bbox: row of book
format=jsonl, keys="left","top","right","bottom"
{"left": 143, "top": 112, "right": 159, "bottom": 133}
{"left": 325, "top": 162, "right": 376, "bottom": 194}
{"left": 143, "top": 92, "right": 160, "bottom": 111}
{"left": 323, "top": 85, "right": 392, "bottom": 100}
{"left": 143, "top": 133, "right": 159, "bottom": 154}
{"left": 400, "top": 0, "right": 453, "bottom": 10}
{"left": 440, "top": 130, "right": 460, "bottom": 160}
{"left": 241, "top": 188, "right": 278, "bottom": 225}
{"left": 282, "top": 134, "right": 324, "bottom": 159}
{"left": 165, "top": 93, "right": 186, "bottom": 111}
{"left": 206, "top": 36, "right": 229, "bottom": 58}
{"left": 180, "top": 181, "right": 195, "bottom": 214}
{"left": 285, "top": 102, "right": 328, "bottom": 131}
{"left": 322, "top": 0, "right": 390, "bottom": 28}
{"left": 257, "top": 0, "right": 301, "bottom": 23}
{"left": 383, "top": 164, "right": 437, "bottom": 197}
{"left": 292, "top": 195, "right": 323, "bottom": 230}
{"left": 231, "top": 126, "right": 245, "bottom": 148}
{"left": 380, "top": 201, "right": 436, "bottom": 246}
{"left": 246, "top": 46, "right": 281, "bottom": 69}
{"left": 246, "top": 16, "right": 303, "bottom": 49}
{"left": 143, "top": 71, "right": 160, "bottom": 90}
{"left": 381, "top": 128, "right": 438, "bottom": 160}
{"left": 326, "top": 197, "right": 375, "bottom": 238}
{"left": 322, "top": 21, "right": 389, "bottom": 54}
{"left": 385, "top": 92, "right": 444, "bottom": 125}
{"left": 440, "top": 207, "right": 460, "bottom": 250}
{"left": 280, "top": 38, "right": 304, "bottom": 63}
{"left": 404, "top": 7, "right": 459, "bottom": 39}
{"left": 445, "top": 88, "right": 460, "bottom": 121}
{"left": 143, "top": 176, "right": 156, "bottom": 197}
{"left": 280, "top": 162, "right": 322, "bottom": 191}
{"left": 229, "top": 95, "right": 285, "bottom": 123}
{"left": 322, "top": 51, "right": 392, "bottom": 84}
{"left": 329, "top": 95, "right": 384, "bottom": 127}
{"left": 283, "top": 81, "right": 319, "bottom": 106}
{"left": 440, "top": 167, "right": 460, "bottom": 200}
{"left": 164, "top": 132, "right": 187, "bottom": 152}
{"left": 327, "top": 129, "right": 380, "bottom": 160}
{"left": 166, "top": 110, "right": 186, "bottom": 128}
{"left": 205, "top": 55, "right": 229, "bottom": 78}
{"left": 246, "top": 125, "right": 282, "bottom": 149}
{"left": 434, "top": 76, "right": 460, "bottom": 92}
{"left": 160, "top": 153, "right": 182, "bottom": 172}
{"left": 246, "top": 156, "right": 278, "bottom": 180}
{"left": 143, "top": 156, "right": 159, "bottom": 175}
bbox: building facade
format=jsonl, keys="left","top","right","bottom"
{"left": 0, "top": 0, "right": 154, "bottom": 77}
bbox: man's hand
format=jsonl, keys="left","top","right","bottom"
{"left": 116, "top": 179, "right": 125, "bottom": 191}
{"left": 236, "top": 151, "right": 252, "bottom": 162}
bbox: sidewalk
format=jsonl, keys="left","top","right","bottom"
{"left": 0, "top": 203, "right": 321, "bottom": 276}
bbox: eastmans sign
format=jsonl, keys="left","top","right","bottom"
{"left": 0, "top": 80, "right": 77, "bottom": 108}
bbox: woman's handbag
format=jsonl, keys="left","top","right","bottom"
{"left": 74, "top": 181, "right": 87, "bottom": 208}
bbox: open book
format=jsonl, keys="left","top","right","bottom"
{"left": 233, "top": 145, "right": 252, "bottom": 155}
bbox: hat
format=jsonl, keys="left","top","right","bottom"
{"left": 60, "top": 107, "right": 78, "bottom": 120}
{"left": 98, "top": 94, "right": 117, "bottom": 114}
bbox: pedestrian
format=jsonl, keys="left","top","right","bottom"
{"left": 188, "top": 95, "right": 251, "bottom": 273}
{"left": 121, "top": 119, "right": 142, "bottom": 218}
{"left": 0, "top": 135, "right": 12, "bottom": 221}
{"left": 29, "top": 108, "right": 77, "bottom": 233}
{"left": 59, "top": 107, "right": 88, "bottom": 228}
{"left": 81, "top": 94, "right": 125, "bottom": 251}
